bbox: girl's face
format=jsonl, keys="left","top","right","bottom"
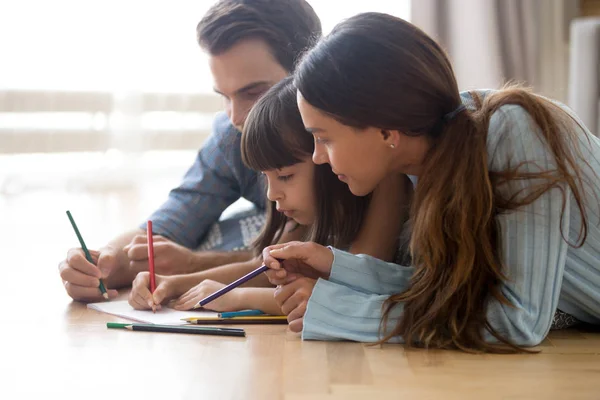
{"left": 297, "top": 91, "right": 429, "bottom": 195}
{"left": 263, "top": 157, "right": 316, "bottom": 226}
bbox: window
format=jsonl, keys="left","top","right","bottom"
{"left": 0, "top": 0, "right": 410, "bottom": 192}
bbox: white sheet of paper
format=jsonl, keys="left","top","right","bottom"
{"left": 87, "top": 300, "right": 219, "bottom": 325}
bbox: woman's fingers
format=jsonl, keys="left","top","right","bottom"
{"left": 262, "top": 241, "right": 305, "bottom": 268}
{"left": 288, "top": 318, "right": 304, "bottom": 333}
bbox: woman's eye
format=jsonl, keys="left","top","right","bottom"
{"left": 315, "top": 137, "right": 328, "bottom": 144}
{"left": 278, "top": 174, "right": 294, "bottom": 182}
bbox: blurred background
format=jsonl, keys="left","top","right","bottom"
{"left": 0, "top": 0, "right": 599, "bottom": 266}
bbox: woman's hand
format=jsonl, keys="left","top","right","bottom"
{"left": 274, "top": 277, "right": 317, "bottom": 332}
{"left": 262, "top": 241, "right": 334, "bottom": 285}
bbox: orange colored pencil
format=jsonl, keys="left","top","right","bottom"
{"left": 147, "top": 220, "right": 156, "bottom": 313}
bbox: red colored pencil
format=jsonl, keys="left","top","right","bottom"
{"left": 147, "top": 220, "right": 156, "bottom": 313}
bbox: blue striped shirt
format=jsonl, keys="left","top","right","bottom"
{"left": 303, "top": 90, "right": 600, "bottom": 345}
{"left": 143, "top": 112, "right": 266, "bottom": 249}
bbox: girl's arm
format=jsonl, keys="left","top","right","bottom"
{"left": 166, "top": 221, "right": 311, "bottom": 296}
{"left": 233, "top": 287, "right": 282, "bottom": 315}
{"left": 171, "top": 281, "right": 283, "bottom": 315}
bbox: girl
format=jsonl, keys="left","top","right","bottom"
{"left": 263, "top": 13, "right": 600, "bottom": 352}
{"left": 128, "top": 76, "right": 410, "bottom": 314}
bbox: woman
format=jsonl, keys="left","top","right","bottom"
{"left": 263, "top": 12, "right": 600, "bottom": 352}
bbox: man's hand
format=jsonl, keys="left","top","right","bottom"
{"left": 124, "top": 235, "right": 195, "bottom": 275}
{"left": 58, "top": 247, "right": 120, "bottom": 302}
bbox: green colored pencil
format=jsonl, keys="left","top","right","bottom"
{"left": 66, "top": 210, "right": 109, "bottom": 299}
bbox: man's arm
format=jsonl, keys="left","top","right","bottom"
{"left": 145, "top": 114, "right": 248, "bottom": 249}
{"left": 190, "top": 249, "right": 254, "bottom": 270}
{"left": 127, "top": 113, "right": 262, "bottom": 273}
{"left": 59, "top": 114, "right": 263, "bottom": 301}
{"left": 123, "top": 234, "right": 255, "bottom": 277}
{"left": 101, "top": 228, "right": 144, "bottom": 289}
{"left": 99, "top": 228, "right": 254, "bottom": 289}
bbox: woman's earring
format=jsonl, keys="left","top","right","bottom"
{"left": 389, "top": 144, "right": 395, "bottom": 149}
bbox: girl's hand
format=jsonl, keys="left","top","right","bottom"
{"left": 274, "top": 277, "right": 317, "bottom": 332}
{"left": 172, "top": 280, "right": 241, "bottom": 312}
{"left": 262, "top": 241, "right": 334, "bottom": 285}
{"left": 128, "top": 272, "right": 179, "bottom": 310}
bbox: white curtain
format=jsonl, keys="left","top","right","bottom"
{"left": 411, "top": 0, "right": 579, "bottom": 102}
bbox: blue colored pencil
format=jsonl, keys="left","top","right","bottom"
{"left": 219, "top": 309, "right": 266, "bottom": 318}
{"left": 193, "top": 265, "right": 269, "bottom": 309}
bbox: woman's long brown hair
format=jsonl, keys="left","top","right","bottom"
{"left": 294, "top": 12, "right": 594, "bottom": 352}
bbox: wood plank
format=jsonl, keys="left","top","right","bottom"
{"left": 1, "top": 185, "right": 599, "bottom": 399}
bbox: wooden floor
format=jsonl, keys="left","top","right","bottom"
{"left": 2, "top": 179, "right": 600, "bottom": 399}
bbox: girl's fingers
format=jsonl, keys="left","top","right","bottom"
{"left": 177, "top": 288, "right": 197, "bottom": 304}
{"left": 173, "top": 290, "right": 197, "bottom": 308}
{"left": 138, "top": 290, "right": 153, "bottom": 309}
{"left": 131, "top": 277, "right": 153, "bottom": 308}
{"left": 173, "top": 296, "right": 198, "bottom": 310}
{"left": 152, "top": 285, "right": 169, "bottom": 305}
{"left": 129, "top": 290, "right": 149, "bottom": 310}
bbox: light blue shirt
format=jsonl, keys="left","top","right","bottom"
{"left": 302, "top": 91, "right": 600, "bottom": 345}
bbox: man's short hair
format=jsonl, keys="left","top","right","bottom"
{"left": 197, "top": 0, "right": 322, "bottom": 72}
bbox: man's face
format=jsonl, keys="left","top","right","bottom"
{"left": 209, "top": 38, "right": 288, "bottom": 131}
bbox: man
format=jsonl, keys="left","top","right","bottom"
{"left": 58, "top": 0, "right": 322, "bottom": 301}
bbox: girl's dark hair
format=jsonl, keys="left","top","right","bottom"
{"left": 294, "top": 12, "right": 593, "bottom": 353}
{"left": 242, "top": 76, "right": 370, "bottom": 254}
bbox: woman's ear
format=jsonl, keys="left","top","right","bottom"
{"left": 380, "top": 129, "right": 401, "bottom": 149}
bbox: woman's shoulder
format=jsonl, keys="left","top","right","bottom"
{"left": 460, "top": 89, "right": 578, "bottom": 164}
